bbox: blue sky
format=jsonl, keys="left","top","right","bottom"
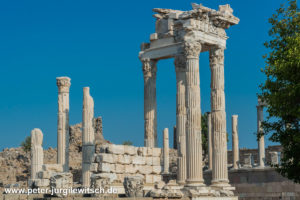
{"left": 0, "top": 0, "right": 288, "bottom": 150}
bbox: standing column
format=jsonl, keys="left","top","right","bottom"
{"left": 163, "top": 128, "right": 169, "bottom": 173}
{"left": 142, "top": 58, "right": 157, "bottom": 147}
{"left": 232, "top": 115, "right": 239, "bottom": 169}
{"left": 208, "top": 112, "right": 213, "bottom": 170}
{"left": 30, "top": 128, "right": 43, "bottom": 179}
{"left": 174, "top": 55, "right": 187, "bottom": 185}
{"left": 184, "top": 41, "right": 204, "bottom": 186}
{"left": 82, "top": 87, "right": 95, "bottom": 188}
{"left": 56, "top": 77, "right": 71, "bottom": 172}
{"left": 210, "top": 46, "right": 229, "bottom": 187}
{"left": 257, "top": 99, "right": 265, "bottom": 168}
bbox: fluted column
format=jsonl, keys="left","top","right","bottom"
{"left": 163, "top": 128, "right": 169, "bottom": 173}
{"left": 175, "top": 55, "right": 187, "bottom": 185}
{"left": 56, "top": 77, "right": 71, "bottom": 172}
{"left": 142, "top": 59, "right": 157, "bottom": 148}
{"left": 232, "top": 115, "right": 239, "bottom": 169}
{"left": 257, "top": 102, "right": 265, "bottom": 168}
{"left": 208, "top": 112, "right": 213, "bottom": 170}
{"left": 31, "top": 128, "right": 43, "bottom": 179}
{"left": 82, "top": 87, "right": 95, "bottom": 188}
{"left": 210, "top": 47, "right": 229, "bottom": 187}
{"left": 184, "top": 41, "right": 204, "bottom": 186}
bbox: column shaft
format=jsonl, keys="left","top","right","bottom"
{"left": 175, "top": 55, "right": 187, "bottom": 184}
{"left": 208, "top": 113, "right": 213, "bottom": 170}
{"left": 232, "top": 115, "right": 239, "bottom": 169}
{"left": 184, "top": 42, "right": 203, "bottom": 186}
{"left": 163, "top": 128, "right": 169, "bottom": 173}
{"left": 56, "top": 77, "right": 71, "bottom": 172}
{"left": 82, "top": 87, "right": 95, "bottom": 188}
{"left": 210, "top": 47, "right": 229, "bottom": 186}
{"left": 142, "top": 59, "right": 157, "bottom": 147}
{"left": 257, "top": 105, "right": 265, "bottom": 167}
{"left": 31, "top": 128, "right": 43, "bottom": 180}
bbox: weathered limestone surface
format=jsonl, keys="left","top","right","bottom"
{"left": 243, "top": 153, "right": 253, "bottom": 168}
{"left": 93, "top": 144, "right": 163, "bottom": 186}
{"left": 210, "top": 47, "right": 229, "bottom": 187}
{"left": 30, "top": 128, "right": 43, "bottom": 180}
{"left": 232, "top": 115, "right": 239, "bottom": 169}
{"left": 82, "top": 87, "right": 95, "bottom": 188}
{"left": 163, "top": 128, "right": 169, "bottom": 174}
{"left": 56, "top": 76, "right": 71, "bottom": 172}
{"left": 174, "top": 55, "right": 187, "bottom": 185}
{"left": 184, "top": 41, "right": 204, "bottom": 186}
{"left": 142, "top": 59, "right": 158, "bottom": 148}
{"left": 50, "top": 172, "right": 73, "bottom": 197}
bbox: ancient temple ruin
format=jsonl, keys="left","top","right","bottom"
{"left": 16, "top": 3, "right": 296, "bottom": 200}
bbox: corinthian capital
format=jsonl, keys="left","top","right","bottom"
{"left": 209, "top": 46, "right": 224, "bottom": 66}
{"left": 56, "top": 77, "right": 71, "bottom": 93}
{"left": 142, "top": 58, "right": 157, "bottom": 78}
{"left": 183, "top": 41, "right": 201, "bottom": 58}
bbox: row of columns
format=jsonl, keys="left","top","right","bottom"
{"left": 142, "top": 42, "right": 229, "bottom": 187}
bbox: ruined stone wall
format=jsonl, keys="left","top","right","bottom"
{"left": 227, "top": 145, "right": 282, "bottom": 166}
{"left": 91, "top": 144, "right": 177, "bottom": 186}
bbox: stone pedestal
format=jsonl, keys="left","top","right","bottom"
{"left": 232, "top": 115, "right": 239, "bottom": 169}
{"left": 270, "top": 151, "right": 279, "bottom": 165}
{"left": 184, "top": 41, "right": 204, "bottom": 186}
{"left": 163, "top": 128, "right": 169, "bottom": 174}
{"left": 243, "top": 153, "right": 253, "bottom": 168}
{"left": 56, "top": 77, "right": 71, "bottom": 172}
{"left": 82, "top": 87, "right": 95, "bottom": 188}
{"left": 207, "top": 113, "right": 212, "bottom": 170}
{"left": 142, "top": 59, "right": 157, "bottom": 148}
{"left": 210, "top": 47, "right": 229, "bottom": 187}
{"left": 174, "top": 54, "right": 187, "bottom": 185}
{"left": 30, "top": 128, "right": 44, "bottom": 180}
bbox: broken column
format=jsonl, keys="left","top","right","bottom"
{"left": 163, "top": 128, "right": 169, "bottom": 174}
{"left": 243, "top": 153, "right": 253, "bottom": 168}
{"left": 232, "top": 115, "right": 239, "bottom": 169}
{"left": 82, "top": 87, "right": 95, "bottom": 188}
{"left": 207, "top": 112, "right": 212, "bottom": 170}
{"left": 270, "top": 152, "right": 279, "bottom": 165}
{"left": 56, "top": 77, "right": 71, "bottom": 172}
{"left": 174, "top": 54, "right": 187, "bottom": 184}
{"left": 142, "top": 58, "right": 157, "bottom": 148}
{"left": 184, "top": 41, "right": 204, "bottom": 186}
{"left": 31, "top": 128, "right": 44, "bottom": 179}
{"left": 257, "top": 97, "right": 266, "bottom": 168}
{"left": 210, "top": 46, "right": 229, "bottom": 187}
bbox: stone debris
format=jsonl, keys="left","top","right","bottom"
{"left": 123, "top": 176, "right": 144, "bottom": 197}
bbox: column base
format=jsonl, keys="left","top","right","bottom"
{"left": 185, "top": 178, "right": 205, "bottom": 187}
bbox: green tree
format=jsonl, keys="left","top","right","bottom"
{"left": 201, "top": 113, "right": 209, "bottom": 157}
{"left": 259, "top": 0, "right": 300, "bottom": 183}
{"left": 122, "top": 140, "right": 133, "bottom": 146}
{"left": 21, "top": 136, "right": 31, "bottom": 152}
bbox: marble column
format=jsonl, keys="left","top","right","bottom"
{"left": 56, "top": 77, "right": 71, "bottom": 172}
{"left": 174, "top": 54, "right": 187, "bottom": 185}
{"left": 209, "top": 46, "right": 229, "bottom": 187}
{"left": 232, "top": 115, "right": 239, "bottom": 169}
{"left": 257, "top": 100, "right": 265, "bottom": 168}
{"left": 163, "top": 128, "right": 169, "bottom": 174}
{"left": 183, "top": 41, "right": 204, "bottom": 186}
{"left": 142, "top": 58, "right": 157, "bottom": 148}
{"left": 31, "top": 128, "right": 43, "bottom": 179}
{"left": 82, "top": 87, "right": 95, "bottom": 188}
{"left": 207, "top": 112, "right": 213, "bottom": 170}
